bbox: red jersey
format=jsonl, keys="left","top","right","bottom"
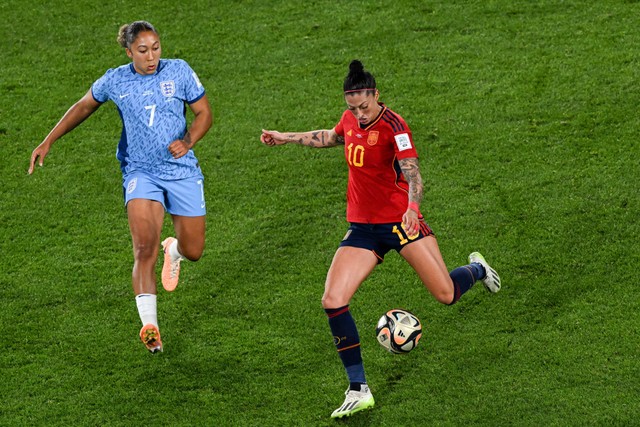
{"left": 334, "top": 104, "right": 419, "bottom": 223}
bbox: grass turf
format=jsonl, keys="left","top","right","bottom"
{"left": 1, "top": 0, "right": 638, "bottom": 425}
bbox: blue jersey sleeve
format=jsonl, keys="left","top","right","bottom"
{"left": 178, "top": 60, "right": 205, "bottom": 104}
{"left": 91, "top": 68, "right": 116, "bottom": 103}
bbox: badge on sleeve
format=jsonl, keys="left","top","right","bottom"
{"left": 192, "top": 72, "right": 203, "bottom": 89}
{"left": 394, "top": 133, "right": 412, "bottom": 151}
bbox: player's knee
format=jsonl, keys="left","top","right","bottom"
{"left": 187, "top": 253, "right": 202, "bottom": 262}
{"left": 431, "top": 287, "right": 455, "bottom": 305}
{"left": 187, "top": 254, "right": 201, "bottom": 262}
{"left": 133, "top": 240, "right": 158, "bottom": 262}
{"left": 321, "top": 292, "right": 347, "bottom": 309}
{"left": 179, "top": 245, "right": 203, "bottom": 262}
{"left": 181, "top": 250, "right": 202, "bottom": 262}
{"left": 321, "top": 294, "right": 334, "bottom": 309}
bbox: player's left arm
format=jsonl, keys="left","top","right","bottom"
{"left": 168, "top": 94, "right": 213, "bottom": 159}
{"left": 398, "top": 157, "right": 424, "bottom": 236}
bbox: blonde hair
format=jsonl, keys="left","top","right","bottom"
{"left": 117, "top": 21, "right": 157, "bottom": 48}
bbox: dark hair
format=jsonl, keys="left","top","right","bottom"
{"left": 117, "top": 21, "right": 158, "bottom": 48}
{"left": 343, "top": 60, "right": 376, "bottom": 95}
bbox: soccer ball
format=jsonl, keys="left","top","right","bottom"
{"left": 376, "top": 309, "right": 422, "bottom": 354}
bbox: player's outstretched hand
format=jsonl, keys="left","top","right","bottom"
{"left": 260, "top": 129, "right": 287, "bottom": 146}
{"left": 28, "top": 142, "right": 51, "bottom": 175}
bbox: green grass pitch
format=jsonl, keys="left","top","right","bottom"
{"left": 1, "top": 0, "right": 638, "bottom": 425}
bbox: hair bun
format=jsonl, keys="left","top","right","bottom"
{"left": 344, "top": 59, "right": 376, "bottom": 92}
{"left": 349, "top": 60, "right": 365, "bottom": 74}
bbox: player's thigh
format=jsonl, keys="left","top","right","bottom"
{"left": 399, "top": 235, "right": 454, "bottom": 303}
{"left": 127, "top": 199, "right": 165, "bottom": 259}
{"left": 323, "top": 246, "right": 379, "bottom": 308}
{"left": 171, "top": 215, "right": 206, "bottom": 261}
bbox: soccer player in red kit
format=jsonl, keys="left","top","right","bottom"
{"left": 260, "top": 60, "right": 501, "bottom": 419}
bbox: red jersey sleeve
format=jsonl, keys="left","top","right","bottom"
{"left": 334, "top": 112, "right": 346, "bottom": 137}
{"left": 392, "top": 127, "right": 418, "bottom": 160}
{"left": 379, "top": 108, "right": 418, "bottom": 160}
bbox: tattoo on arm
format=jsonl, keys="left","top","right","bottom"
{"left": 286, "top": 130, "right": 343, "bottom": 148}
{"left": 311, "top": 130, "right": 326, "bottom": 147}
{"left": 286, "top": 133, "right": 304, "bottom": 144}
{"left": 398, "top": 158, "right": 423, "bottom": 205}
{"left": 184, "top": 131, "right": 192, "bottom": 147}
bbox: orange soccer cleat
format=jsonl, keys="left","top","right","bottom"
{"left": 161, "top": 237, "right": 182, "bottom": 292}
{"left": 139, "top": 324, "right": 163, "bottom": 354}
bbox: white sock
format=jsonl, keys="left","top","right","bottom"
{"left": 135, "top": 293, "right": 158, "bottom": 327}
{"left": 168, "top": 239, "right": 184, "bottom": 261}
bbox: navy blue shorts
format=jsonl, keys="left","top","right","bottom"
{"left": 339, "top": 219, "right": 434, "bottom": 263}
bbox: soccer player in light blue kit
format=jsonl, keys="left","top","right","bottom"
{"left": 29, "top": 21, "right": 212, "bottom": 353}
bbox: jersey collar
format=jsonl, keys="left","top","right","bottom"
{"left": 359, "top": 103, "right": 387, "bottom": 131}
{"left": 128, "top": 60, "right": 165, "bottom": 76}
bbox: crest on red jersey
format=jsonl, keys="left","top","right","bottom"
{"left": 367, "top": 131, "right": 379, "bottom": 146}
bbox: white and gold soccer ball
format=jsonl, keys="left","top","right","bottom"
{"left": 376, "top": 309, "right": 422, "bottom": 354}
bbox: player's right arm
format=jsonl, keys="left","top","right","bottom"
{"left": 29, "top": 89, "right": 102, "bottom": 174}
{"left": 260, "top": 128, "right": 345, "bottom": 148}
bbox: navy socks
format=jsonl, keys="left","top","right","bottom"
{"left": 325, "top": 305, "right": 366, "bottom": 386}
{"left": 469, "top": 262, "right": 486, "bottom": 280}
{"left": 448, "top": 262, "right": 486, "bottom": 305}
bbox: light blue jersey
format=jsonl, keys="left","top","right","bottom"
{"left": 92, "top": 59, "right": 205, "bottom": 180}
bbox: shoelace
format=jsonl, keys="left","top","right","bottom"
{"left": 169, "top": 259, "right": 180, "bottom": 278}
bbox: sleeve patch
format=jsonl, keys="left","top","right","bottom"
{"left": 192, "top": 72, "right": 203, "bottom": 89}
{"left": 394, "top": 133, "right": 412, "bottom": 151}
